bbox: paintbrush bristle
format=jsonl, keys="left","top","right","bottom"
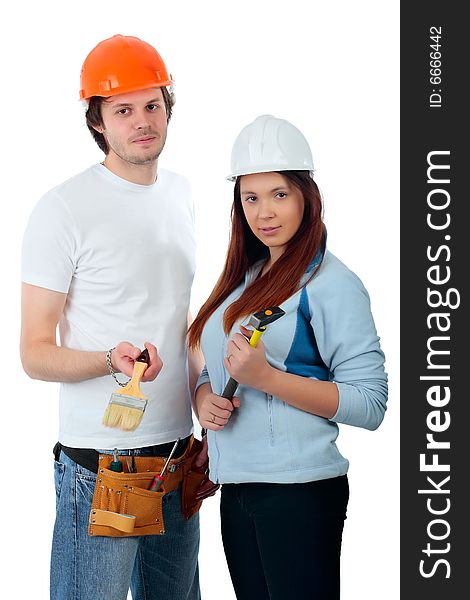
{"left": 102, "top": 393, "right": 148, "bottom": 431}
{"left": 102, "top": 403, "right": 145, "bottom": 431}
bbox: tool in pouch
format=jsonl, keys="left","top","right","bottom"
{"left": 88, "top": 436, "right": 207, "bottom": 538}
{"left": 221, "top": 306, "right": 286, "bottom": 401}
{"left": 149, "top": 438, "right": 181, "bottom": 492}
{"left": 102, "top": 348, "right": 149, "bottom": 431}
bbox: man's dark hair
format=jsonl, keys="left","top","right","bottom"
{"left": 85, "top": 87, "right": 174, "bottom": 154}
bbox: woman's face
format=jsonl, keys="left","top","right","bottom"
{"left": 240, "top": 172, "right": 304, "bottom": 262}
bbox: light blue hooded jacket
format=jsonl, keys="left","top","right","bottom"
{"left": 196, "top": 249, "right": 388, "bottom": 484}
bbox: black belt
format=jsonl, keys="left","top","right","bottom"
{"left": 53, "top": 436, "right": 191, "bottom": 474}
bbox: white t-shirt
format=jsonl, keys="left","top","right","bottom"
{"left": 21, "top": 164, "right": 196, "bottom": 449}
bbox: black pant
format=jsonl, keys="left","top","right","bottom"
{"left": 220, "top": 476, "right": 349, "bottom": 600}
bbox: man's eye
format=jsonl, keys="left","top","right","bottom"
{"left": 117, "top": 108, "right": 130, "bottom": 115}
{"left": 147, "top": 104, "right": 159, "bottom": 111}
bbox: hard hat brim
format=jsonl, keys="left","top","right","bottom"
{"left": 226, "top": 167, "right": 315, "bottom": 182}
{"left": 79, "top": 79, "right": 174, "bottom": 101}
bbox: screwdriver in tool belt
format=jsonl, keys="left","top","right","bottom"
{"left": 110, "top": 448, "right": 123, "bottom": 472}
{"left": 149, "top": 438, "right": 180, "bottom": 492}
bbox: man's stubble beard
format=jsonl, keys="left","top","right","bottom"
{"left": 105, "top": 130, "right": 167, "bottom": 166}
{"left": 125, "top": 150, "right": 162, "bottom": 165}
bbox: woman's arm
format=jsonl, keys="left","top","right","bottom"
{"left": 225, "top": 330, "right": 338, "bottom": 418}
{"left": 259, "top": 368, "right": 339, "bottom": 418}
{"left": 187, "top": 311, "right": 205, "bottom": 413}
{"left": 225, "top": 258, "right": 388, "bottom": 431}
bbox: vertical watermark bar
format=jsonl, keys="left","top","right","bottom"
{"left": 401, "top": 3, "right": 466, "bottom": 598}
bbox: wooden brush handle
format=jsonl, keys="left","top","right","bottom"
{"left": 130, "top": 360, "right": 148, "bottom": 385}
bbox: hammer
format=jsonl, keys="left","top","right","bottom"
{"left": 221, "top": 306, "right": 286, "bottom": 401}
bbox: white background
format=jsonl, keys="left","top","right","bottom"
{"left": 0, "top": 1, "right": 399, "bottom": 598}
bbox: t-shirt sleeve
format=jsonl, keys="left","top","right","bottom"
{"left": 195, "top": 364, "right": 211, "bottom": 392}
{"left": 310, "top": 266, "right": 388, "bottom": 431}
{"left": 21, "top": 191, "right": 78, "bottom": 293}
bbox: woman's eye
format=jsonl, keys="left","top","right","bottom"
{"left": 117, "top": 108, "right": 130, "bottom": 115}
{"left": 244, "top": 196, "right": 257, "bottom": 203}
{"left": 276, "top": 192, "right": 287, "bottom": 199}
{"left": 147, "top": 104, "right": 159, "bottom": 111}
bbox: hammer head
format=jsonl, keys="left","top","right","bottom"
{"left": 248, "top": 306, "right": 286, "bottom": 330}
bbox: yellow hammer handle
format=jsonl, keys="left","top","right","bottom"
{"left": 249, "top": 328, "right": 264, "bottom": 347}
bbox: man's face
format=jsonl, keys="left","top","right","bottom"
{"left": 96, "top": 88, "right": 168, "bottom": 166}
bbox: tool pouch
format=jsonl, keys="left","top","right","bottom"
{"left": 88, "top": 458, "right": 171, "bottom": 537}
{"left": 88, "top": 435, "right": 206, "bottom": 537}
{"left": 180, "top": 436, "right": 210, "bottom": 520}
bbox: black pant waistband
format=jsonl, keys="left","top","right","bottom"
{"left": 53, "top": 436, "right": 191, "bottom": 474}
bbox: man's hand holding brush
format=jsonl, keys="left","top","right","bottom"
{"left": 103, "top": 343, "right": 163, "bottom": 431}
{"left": 110, "top": 341, "right": 163, "bottom": 381}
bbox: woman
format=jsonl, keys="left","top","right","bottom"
{"left": 188, "top": 115, "right": 388, "bottom": 599}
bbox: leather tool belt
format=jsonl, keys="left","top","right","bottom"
{"left": 87, "top": 435, "right": 207, "bottom": 537}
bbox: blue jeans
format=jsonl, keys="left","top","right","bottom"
{"left": 51, "top": 451, "right": 200, "bottom": 600}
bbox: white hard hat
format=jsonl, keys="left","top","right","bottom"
{"left": 227, "top": 114, "right": 314, "bottom": 181}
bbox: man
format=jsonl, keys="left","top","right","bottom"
{"left": 20, "top": 34, "right": 213, "bottom": 600}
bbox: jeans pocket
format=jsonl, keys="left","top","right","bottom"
{"left": 53, "top": 460, "right": 65, "bottom": 510}
{"left": 162, "top": 485, "right": 179, "bottom": 505}
{"left": 76, "top": 469, "right": 97, "bottom": 504}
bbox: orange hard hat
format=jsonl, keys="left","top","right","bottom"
{"left": 79, "top": 34, "right": 174, "bottom": 100}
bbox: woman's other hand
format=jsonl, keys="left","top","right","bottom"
{"left": 196, "top": 390, "right": 240, "bottom": 431}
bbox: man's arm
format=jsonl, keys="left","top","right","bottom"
{"left": 20, "top": 283, "right": 162, "bottom": 383}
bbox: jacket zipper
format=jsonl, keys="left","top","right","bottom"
{"left": 267, "top": 394, "right": 274, "bottom": 446}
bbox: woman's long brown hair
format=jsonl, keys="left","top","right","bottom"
{"left": 187, "top": 171, "right": 326, "bottom": 349}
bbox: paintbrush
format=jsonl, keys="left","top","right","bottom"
{"left": 102, "top": 348, "right": 150, "bottom": 431}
